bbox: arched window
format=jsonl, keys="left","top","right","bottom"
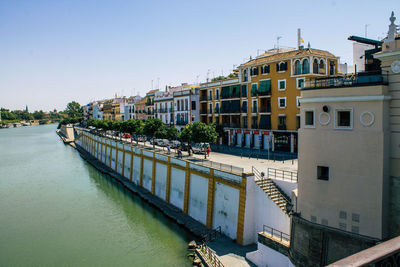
{"left": 302, "top": 59, "right": 310, "bottom": 74}
{"left": 329, "top": 61, "right": 335, "bottom": 75}
{"left": 251, "top": 67, "right": 258, "bottom": 76}
{"left": 243, "top": 69, "right": 248, "bottom": 82}
{"left": 319, "top": 60, "right": 325, "bottom": 74}
{"left": 313, "top": 59, "right": 319, "bottom": 74}
{"left": 294, "top": 60, "right": 301, "bottom": 75}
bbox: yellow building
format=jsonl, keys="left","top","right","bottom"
{"left": 145, "top": 89, "right": 159, "bottom": 119}
{"left": 200, "top": 47, "right": 338, "bottom": 152}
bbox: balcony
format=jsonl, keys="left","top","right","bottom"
{"left": 260, "top": 106, "right": 271, "bottom": 113}
{"left": 214, "top": 107, "right": 220, "bottom": 114}
{"left": 208, "top": 95, "right": 212, "bottom": 100}
{"left": 241, "top": 106, "right": 247, "bottom": 113}
{"left": 215, "top": 95, "right": 220, "bottom": 100}
{"left": 278, "top": 124, "right": 287, "bottom": 130}
{"left": 200, "top": 96, "right": 208, "bottom": 101}
{"left": 251, "top": 107, "right": 258, "bottom": 113}
{"left": 231, "top": 123, "right": 240, "bottom": 128}
{"left": 251, "top": 123, "right": 258, "bottom": 129}
{"left": 304, "top": 71, "right": 388, "bottom": 90}
{"left": 176, "top": 120, "right": 188, "bottom": 125}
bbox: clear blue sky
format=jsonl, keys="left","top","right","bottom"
{"left": 0, "top": 0, "right": 397, "bottom": 112}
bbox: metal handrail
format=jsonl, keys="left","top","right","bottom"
{"left": 267, "top": 167, "right": 298, "bottom": 182}
{"left": 262, "top": 225, "right": 290, "bottom": 243}
{"left": 252, "top": 166, "right": 290, "bottom": 204}
{"left": 199, "top": 242, "right": 225, "bottom": 267}
{"left": 200, "top": 226, "right": 222, "bottom": 243}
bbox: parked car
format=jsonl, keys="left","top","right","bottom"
{"left": 192, "top": 143, "right": 210, "bottom": 154}
{"left": 122, "top": 133, "right": 131, "bottom": 138}
{"left": 169, "top": 140, "right": 181, "bottom": 148}
{"left": 150, "top": 138, "right": 161, "bottom": 145}
{"left": 159, "top": 139, "right": 170, "bottom": 147}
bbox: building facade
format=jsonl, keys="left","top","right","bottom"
{"left": 172, "top": 84, "right": 199, "bottom": 130}
{"left": 134, "top": 97, "right": 147, "bottom": 120}
{"left": 200, "top": 47, "right": 338, "bottom": 152}
{"left": 154, "top": 90, "right": 174, "bottom": 125}
{"left": 289, "top": 16, "right": 399, "bottom": 265}
{"left": 145, "top": 89, "right": 158, "bottom": 119}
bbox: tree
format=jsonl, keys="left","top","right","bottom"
{"left": 64, "top": 101, "right": 82, "bottom": 119}
{"left": 143, "top": 118, "right": 163, "bottom": 148}
{"left": 180, "top": 122, "right": 218, "bottom": 144}
{"left": 212, "top": 123, "right": 225, "bottom": 144}
{"left": 166, "top": 127, "right": 179, "bottom": 140}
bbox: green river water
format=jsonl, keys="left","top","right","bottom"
{"left": 0, "top": 124, "right": 192, "bottom": 266}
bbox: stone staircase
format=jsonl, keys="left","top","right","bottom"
{"left": 252, "top": 166, "right": 291, "bottom": 215}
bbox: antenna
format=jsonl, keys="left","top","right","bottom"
{"left": 365, "top": 24, "right": 370, "bottom": 37}
{"left": 277, "top": 36, "right": 282, "bottom": 52}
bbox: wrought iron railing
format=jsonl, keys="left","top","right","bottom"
{"left": 199, "top": 242, "right": 224, "bottom": 267}
{"left": 262, "top": 225, "right": 290, "bottom": 243}
{"left": 267, "top": 168, "right": 298, "bottom": 182}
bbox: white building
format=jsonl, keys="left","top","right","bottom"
{"left": 124, "top": 96, "right": 142, "bottom": 121}
{"left": 172, "top": 84, "right": 199, "bottom": 130}
{"left": 154, "top": 91, "right": 174, "bottom": 125}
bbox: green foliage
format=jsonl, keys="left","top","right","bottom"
{"left": 212, "top": 123, "right": 225, "bottom": 138}
{"left": 64, "top": 101, "right": 82, "bottom": 118}
{"left": 211, "top": 76, "right": 226, "bottom": 82}
{"left": 180, "top": 122, "right": 218, "bottom": 144}
{"left": 154, "top": 126, "right": 167, "bottom": 139}
{"left": 166, "top": 127, "right": 179, "bottom": 140}
{"left": 57, "top": 117, "right": 80, "bottom": 128}
{"left": 143, "top": 118, "right": 163, "bottom": 138}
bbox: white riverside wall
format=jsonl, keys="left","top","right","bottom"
{"left": 155, "top": 163, "right": 167, "bottom": 200}
{"left": 170, "top": 167, "right": 185, "bottom": 211}
{"left": 76, "top": 130, "right": 256, "bottom": 245}
{"left": 189, "top": 174, "right": 209, "bottom": 225}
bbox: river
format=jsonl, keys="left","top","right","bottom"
{"left": 0, "top": 124, "right": 192, "bottom": 266}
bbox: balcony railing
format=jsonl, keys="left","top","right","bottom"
{"left": 215, "top": 95, "right": 220, "bottom": 100}
{"left": 176, "top": 120, "right": 188, "bottom": 125}
{"left": 251, "top": 107, "right": 258, "bottom": 113}
{"left": 304, "top": 71, "right": 388, "bottom": 90}
{"left": 278, "top": 124, "right": 286, "bottom": 130}
{"left": 260, "top": 106, "right": 271, "bottom": 113}
{"left": 208, "top": 95, "right": 212, "bottom": 100}
{"left": 214, "top": 107, "right": 220, "bottom": 113}
{"left": 262, "top": 225, "right": 290, "bottom": 245}
{"left": 200, "top": 96, "right": 208, "bottom": 101}
{"left": 251, "top": 123, "right": 258, "bottom": 129}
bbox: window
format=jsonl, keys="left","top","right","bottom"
{"left": 294, "top": 60, "right": 301, "bottom": 75}
{"left": 329, "top": 61, "right": 335, "bottom": 75}
{"left": 261, "top": 65, "right": 270, "bottom": 74}
{"left": 304, "top": 109, "right": 315, "bottom": 127}
{"left": 251, "top": 83, "right": 257, "bottom": 96}
{"left": 317, "top": 166, "right": 329, "bottom": 180}
{"left": 241, "top": 84, "right": 247, "bottom": 97}
{"left": 297, "top": 78, "right": 305, "bottom": 89}
{"left": 252, "top": 100, "right": 257, "bottom": 113}
{"left": 216, "top": 89, "right": 220, "bottom": 99}
{"left": 241, "top": 101, "right": 247, "bottom": 113}
{"left": 335, "top": 109, "right": 353, "bottom": 129}
{"left": 278, "top": 79, "right": 286, "bottom": 90}
{"left": 313, "top": 59, "right": 319, "bottom": 74}
{"left": 276, "top": 62, "right": 287, "bottom": 72}
{"left": 243, "top": 69, "right": 248, "bottom": 82}
{"left": 250, "top": 67, "right": 258, "bottom": 76}
{"left": 319, "top": 59, "right": 325, "bottom": 74}
{"left": 302, "top": 58, "right": 310, "bottom": 74}
{"left": 209, "top": 103, "right": 212, "bottom": 113}
{"left": 208, "top": 90, "right": 212, "bottom": 100}
{"left": 278, "top": 115, "right": 286, "bottom": 127}
{"left": 191, "top": 101, "right": 196, "bottom": 110}
{"left": 278, "top": 97, "right": 286, "bottom": 108}
{"left": 296, "top": 96, "right": 301, "bottom": 107}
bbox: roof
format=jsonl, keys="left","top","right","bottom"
{"left": 135, "top": 97, "right": 147, "bottom": 105}
{"left": 146, "top": 89, "right": 159, "bottom": 95}
{"left": 240, "top": 48, "right": 337, "bottom": 67}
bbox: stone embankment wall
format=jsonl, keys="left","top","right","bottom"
{"left": 75, "top": 130, "right": 252, "bottom": 244}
